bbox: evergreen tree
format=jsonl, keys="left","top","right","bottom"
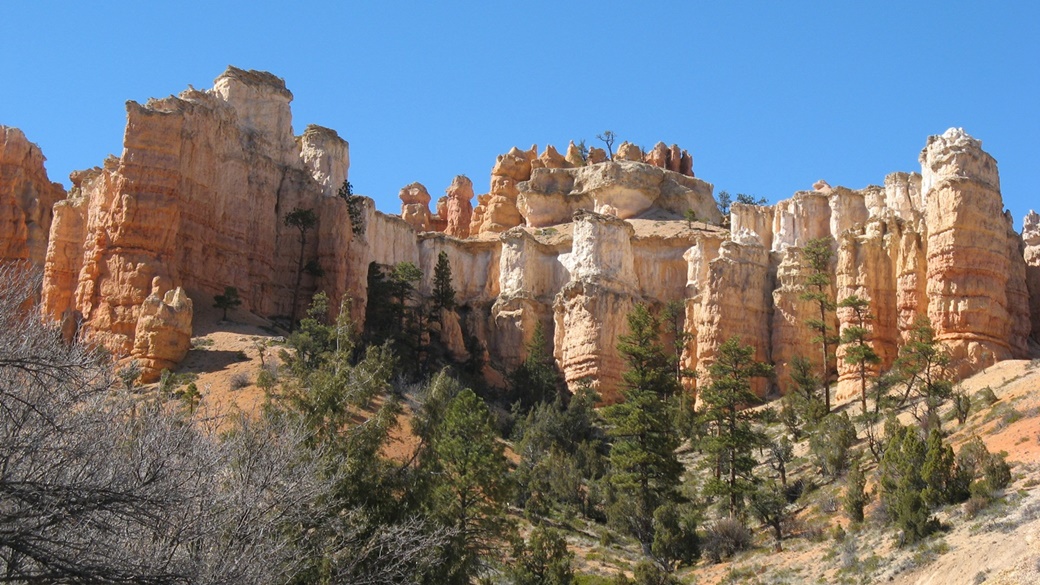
{"left": 780, "top": 355, "right": 826, "bottom": 437}
{"left": 213, "top": 285, "right": 242, "bottom": 321}
{"left": 508, "top": 322, "right": 565, "bottom": 411}
{"left": 432, "top": 250, "right": 457, "bottom": 313}
{"left": 697, "top": 337, "right": 773, "bottom": 516}
{"left": 603, "top": 304, "right": 683, "bottom": 551}
{"left": 799, "top": 237, "right": 836, "bottom": 413}
{"left": 750, "top": 482, "right": 789, "bottom": 551}
{"left": 424, "top": 388, "right": 513, "bottom": 583}
{"left": 337, "top": 179, "right": 366, "bottom": 235}
{"left": 284, "top": 207, "right": 319, "bottom": 328}
{"left": 617, "top": 304, "right": 681, "bottom": 399}
{"left": 879, "top": 425, "right": 939, "bottom": 544}
{"left": 894, "top": 317, "right": 953, "bottom": 432}
{"left": 843, "top": 458, "right": 870, "bottom": 523}
{"left": 513, "top": 385, "right": 606, "bottom": 519}
{"left": 838, "top": 294, "right": 881, "bottom": 413}
{"left": 507, "top": 526, "right": 574, "bottom": 585}
{"left": 650, "top": 502, "right": 700, "bottom": 571}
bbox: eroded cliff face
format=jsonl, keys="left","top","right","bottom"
{"left": 39, "top": 67, "right": 352, "bottom": 379}
{"left": 1024, "top": 211, "right": 1040, "bottom": 347}
{"left": 0, "top": 126, "right": 65, "bottom": 267}
{"left": 6, "top": 66, "right": 1035, "bottom": 398}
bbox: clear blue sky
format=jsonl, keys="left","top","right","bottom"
{"left": 3, "top": 2, "right": 1037, "bottom": 228}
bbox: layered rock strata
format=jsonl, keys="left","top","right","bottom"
{"left": 6, "top": 65, "right": 1034, "bottom": 401}
{"left": 0, "top": 126, "right": 65, "bottom": 267}
{"left": 1025, "top": 211, "right": 1040, "bottom": 346}
{"left": 40, "top": 67, "right": 352, "bottom": 379}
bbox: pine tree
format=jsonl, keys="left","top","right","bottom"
{"left": 425, "top": 388, "right": 513, "bottom": 583}
{"left": 603, "top": 304, "right": 683, "bottom": 551}
{"left": 337, "top": 179, "right": 365, "bottom": 235}
{"left": 284, "top": 207, "right": 318, "bottom": 328}
{"left": 432, "top": 250, "right": 457, "bottom": 313}
{"left": 838, "top": 294, "right": 881, "bottom": 413}
{"left": 894, "top": 317, "right": 953, "bottom": 433}
{"left": 508, "top": 322, "right": 564, "bottom": 410}
{"left": 697, "top": 337, "right": 773, "bottom": 516}
{"left": 799, "top": 237, "right": 836, "bottom": 413}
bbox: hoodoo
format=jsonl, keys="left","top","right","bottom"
{"left": 1, "top": 69, "right": 1037, "bottom": 391}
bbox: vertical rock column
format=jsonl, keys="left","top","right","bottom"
{"left": 834, "top": 220, "right": 900, "bottom": 400}
{"left": 922, "top": 128, "right": 1012, "bottom": 376}
{"left": 553, "top": 211, "right": 638, "bottom": 402}
{"left": 1020, "top": 211, "right": 1040, "bottom": 347}
{"left": 695, "top": 229, "right": 773, "bottom": 397}
{"left": 0, "top": 126, "right": 65, "bottom": 266}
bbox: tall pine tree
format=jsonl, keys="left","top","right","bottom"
{"left": 603, "top": 304, "right": 683, "bottom": 552}
{"left": 697, "top": 337, "right": 773, "bottom": 516}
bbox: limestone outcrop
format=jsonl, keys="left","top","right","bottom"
{"left": 922, "top": 128, "right": 1014, "bottom": 377}
{"left": 0, "top": 126, "right": 65, "bottom": 267}
{"left": 400, "top": 182, "right": 433, "bottom": 231}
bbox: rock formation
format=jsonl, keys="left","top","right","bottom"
{"left": 131, "top": 278, "right": 193, "bottom": 381}
{"left": 4, "top": 66, "right": 1035, "bottom": 400}
{"left": 922, "top": 128, "right": 1015, "bottom": 377}
{"left": 400, "top": 182, "right": 433, "bottom": 231}
{"left": 517, "top": 160, "right": 720, "bottom": 228}
{"left": 0, "top": 126, "right": 65, "bottom": 267}
{"left": 1023, "top": 211, "right": 1040, "bottom": 346}
{"left": 39, "top": 67, "right": 351, "bottom": 380}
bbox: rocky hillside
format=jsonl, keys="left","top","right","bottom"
{"left": 1, "top": 66, "right": 1038, "bottom": 395}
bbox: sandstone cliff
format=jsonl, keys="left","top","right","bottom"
{"left": 39, "top": 67, "right": 352, "bottom": 379}
{"left": 6, "top": 67, "right": 1036, "bottom": 400}
{"left": 0, "top": 126, "right": 65, "bottom": 267}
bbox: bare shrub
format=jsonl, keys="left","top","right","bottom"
{"left": 0, "top": 264, "right": 452, "bottom": 584}
{"left": 230, "top": 371, "right": 251, "bottom": 391}
{"left": 704, "top": 517, "right": 752, "bottom": 563}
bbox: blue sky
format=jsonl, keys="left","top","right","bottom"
{"left": 3, "top": 2, "right": 1037, "bottom": 227}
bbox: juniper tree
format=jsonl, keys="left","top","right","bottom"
{"left": 799, "top": 237, "right": 836, "bottom": 413}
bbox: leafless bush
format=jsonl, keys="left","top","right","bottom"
{"left": 230, "top": 371, "right": 251, "bottom": 390}
{"left": 0, "top": 265, "right": 452, "bottom": 584}
{"left": 704, "top": 517, "right": 753, "bottom": 563}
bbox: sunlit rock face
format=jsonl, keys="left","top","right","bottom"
{"left": 39, "top": 67, "right": 349, "bottom": 380}
{"left": 4, "top": 63, "right": 1032, "bottom": 397}
{"left": 0, "top": 126, "right": 65, "bottom": 267}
